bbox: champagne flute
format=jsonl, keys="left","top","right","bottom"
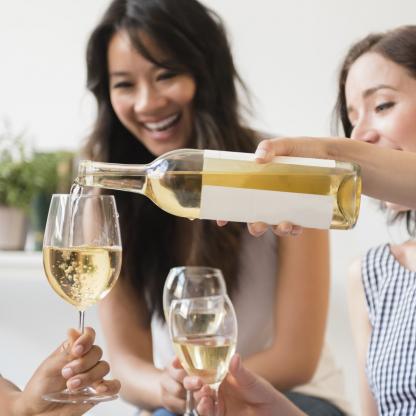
{"left": 163, "top": 266, "right": 226, "bottom": 415}
{"left": 169, "top": 295, "right": 237, "bottom": 401}
{"left": 42, "top": 194, "right": 122, "bottom": 403}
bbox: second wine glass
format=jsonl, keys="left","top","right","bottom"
{"left": 163, "top": 266, "right": 226, "bottom": 416}
{"left": 169, "top": 295, "right": 238, "bottom": 400}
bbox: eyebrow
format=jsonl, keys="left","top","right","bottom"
{"left": 363, "top": 84, "right": 397, "bottom": 98}
{"left": 109, "top": 71, "right": 130, "bottom": 78}
{"left": 347, "top": 84, "right": 398, "bottom": 115}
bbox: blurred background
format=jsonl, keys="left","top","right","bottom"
{"left": 1, "top": 0, "right": 415, "bottom": 414}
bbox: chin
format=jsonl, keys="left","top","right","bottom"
{"left": 146, "top": 140, "right": 186, "bottom": 157}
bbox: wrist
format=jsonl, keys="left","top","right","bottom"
{"left": 327, "top": 137, "right": 358, "bottom": 163}
{"left": 157, "top": 371, "right": 165, "bottom": 407}
{"left": 10, "top": 391, "right": 30, "bottom": 416}
{"left": 326, "top": 137, "right": 343, "bottom": 160}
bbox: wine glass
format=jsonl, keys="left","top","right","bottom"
{"left": 169, "top": 295, "right": 238, "bottom": 401}
{"left": 42, "top": 194, "right": 122, "bottom": 403}
{"left": 163, "top": 266, "right": 227, "bottom": 415}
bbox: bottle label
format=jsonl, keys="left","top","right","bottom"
{"left": 200, "top": 150, "right": 333, "bottom": 229}
{"left": 203, "top": 149, "right": 337, "bottom": 168}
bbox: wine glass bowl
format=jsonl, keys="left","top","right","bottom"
{"left": 163, "top": 266, "right": 226, "bottom": 319}
{"left": 169, "top": 295, "right": 237, "bottom": 393}
{"left": 42, "top": 194, "right": 122, "bottom": 403}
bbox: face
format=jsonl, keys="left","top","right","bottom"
{"left": 345, "top": 52, "right": 416, "bottom": 211}
{"left": 108, "top": 30, "right": 196, "bottom": 156}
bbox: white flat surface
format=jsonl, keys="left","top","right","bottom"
{"left": 0, "top": 251, "right": 42, "bottom": 279}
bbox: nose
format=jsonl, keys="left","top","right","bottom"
{"left": 133, "top": 84, "right": 167, "bottom": 115}
{"left": 350, "top": 119, "right": 379, "bottom": 143}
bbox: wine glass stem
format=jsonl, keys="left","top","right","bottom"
{"left": 78, "top": 310, "right": 85, "bottom": 333}
{"left": 184, "top": 389, "right": 194, "bottom": 415}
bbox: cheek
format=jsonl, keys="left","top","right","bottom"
{"left": 398, "top": 118, "right": 416, "bottom": 151}
{"left": 183, "top": 81, "right": 196, "bottom": 105}
{"left": 170, "top": 78, "right": 196, "bottom": 107}
{"left": 110, "top": 94, "right": 130, "bottom": 121}
{"left": 385, "top": 108, "right": 416, "bottom": 150}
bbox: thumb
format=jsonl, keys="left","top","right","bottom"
{"left": 172, "top": 356, "right": 184, "bottom": 370}
{"left": 255, "top": 138, "right": 300, "bottom": 163}
{"left": 228, "top": 354, "right": 256, "bottom": 389}
{"left": 56, "top": 328, "right": 80, "bottom": 355}
{"left": 67, "top": 328, "right": 81, "bottom": 346}
{"left": 227, "top": 354, "right": 281, "bottom": 407}
{"left": 254, "top": 139, "right": 275, "bottom": 162}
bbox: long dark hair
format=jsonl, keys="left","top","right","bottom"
{"left": 333, "top": 25, "right": 416, "bottom": 237}
{"left": 83, "top": 0, "right": 258, "bottom": 320}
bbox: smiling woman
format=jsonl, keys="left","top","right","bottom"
{"left": 107, "top": 31, "right": 196, "bottom": 156}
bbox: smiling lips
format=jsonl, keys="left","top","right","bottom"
{"left": 142, "top": 112, "right": 181, "bottom": 132}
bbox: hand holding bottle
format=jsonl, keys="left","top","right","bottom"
{"left": 243, "top": 137, "right": 330, "bottom": 237}
{"left": 219, "top": 136, "right": 353, "bottom": 237}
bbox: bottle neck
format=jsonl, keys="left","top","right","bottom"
{"left": 75, "top": 160, "right": 148, "bottom": 194}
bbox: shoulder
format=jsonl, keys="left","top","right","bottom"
{"left": 353, "top": 244, "right": 390, "bottom": 321}
{"left": 347, "top": 257, "right": 363, "bottom": 297}
{"left": 361, "top": 243, "right": 391, "bottom": 288}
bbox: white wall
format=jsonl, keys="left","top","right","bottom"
{"left": 1, "top": 1, "right": 416, "bottom": 415}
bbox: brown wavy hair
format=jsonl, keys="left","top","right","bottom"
{"left": 332, "top": 25, "right": 416, "bottom": 237}
{"left": 83, "top": 0, "right": 258, "bottom": 321}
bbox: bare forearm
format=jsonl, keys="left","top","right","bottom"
{"left": 113, "top": 355, "right": 163, "bottom": 410}
{"left": 329, "top": 139, "right": 416, "bottom": 208}
{"left": 260, "top": 137, "right": 416, "bottom": 209}
{"left": 0, "top": 378, "right": 22, "bottom": 416}
{"left": 243, "top": 348, "right": 315, "bottom": 391}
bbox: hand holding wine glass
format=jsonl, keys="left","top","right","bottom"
{"left": 42, "top": 194, "right": 122, "bottom": 404}
{"left": 12, "top": 327, "right": 121, "bottom": 416}
{"left": 162, "top": 266, "right": 227, "bottom": 415}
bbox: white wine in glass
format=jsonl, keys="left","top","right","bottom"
{"left": 43, "top": 246, "right": 121, "bottom": 311}
{"left": 42, "top": 194, "right": 122, "bottom": 404}
{"left": 169, "top": 295, "right": 237, "bottom": 395}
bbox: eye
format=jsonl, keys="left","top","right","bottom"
{"left": 156, "top": 70, "right": 178, "bottom": 81}
{"left": 112, "top": 81, "right": 133, "bottom": 89}
{"left": 375, "top": 101, "right": 395, "bottom": 113}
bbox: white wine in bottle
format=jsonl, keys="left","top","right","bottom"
{"left": 75, "top": 149, "right": 361, "bottom": 229}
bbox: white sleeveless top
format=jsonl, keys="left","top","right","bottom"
{"left": 151, "top": 229, "right": 350, "bottom": 413}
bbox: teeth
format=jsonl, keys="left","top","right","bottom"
{"left": 144, "top": 113, "right": 179, "bottom": 131}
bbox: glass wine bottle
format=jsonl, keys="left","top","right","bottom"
{"left": 75, "top": 148, "right": 361, "bottom": 230}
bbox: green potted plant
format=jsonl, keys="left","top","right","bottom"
{"left": 0, "top": 124, "right": 35, "bottom": 250}
{"left": 30, "top": 151, "right": 74, "bottom": 250}
{"left": 0, "top": 121, "right": 74, "bottom": 250}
